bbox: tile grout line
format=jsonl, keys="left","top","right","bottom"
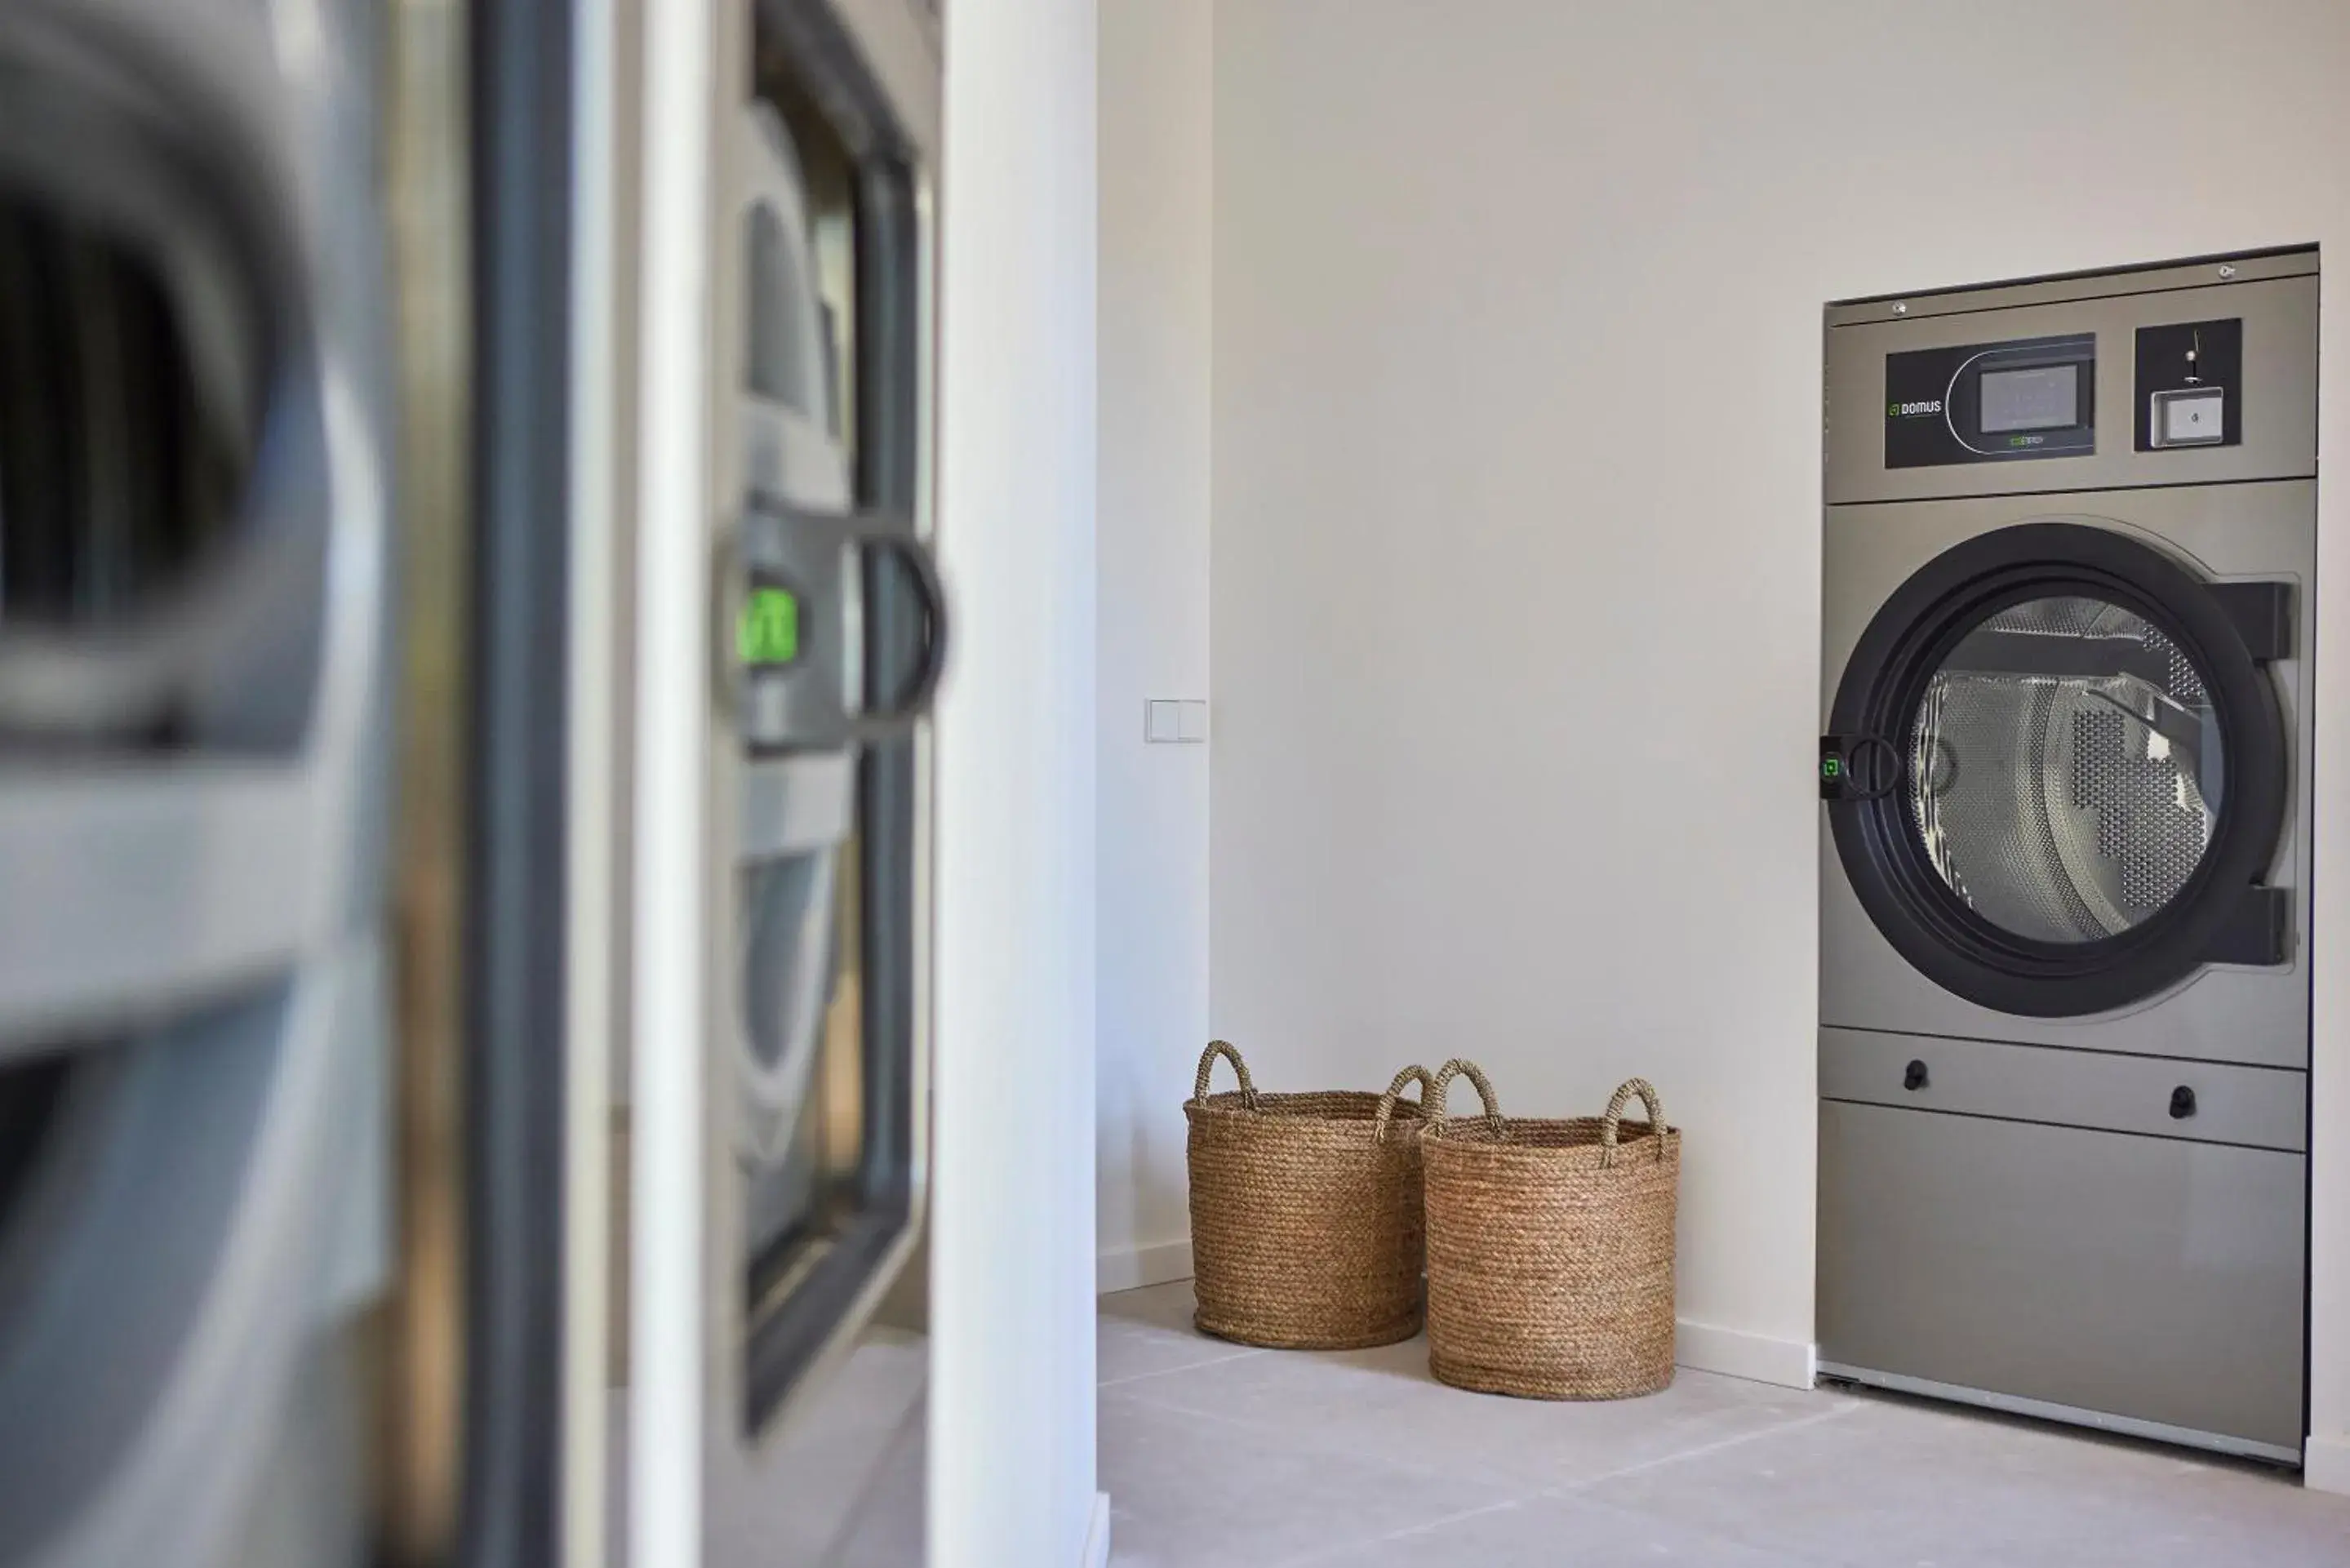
{"left": 1271, "top": 1495, "right": 1541, "bottom": 1568}
{"left": 1099, "top": 1389, "right": 1325, "bottom": 1443}
{"left": 1547, "top": 1399, "right": 1867, "bottom": 1494}
{"left": 1097, "top": 1345, "right": 1272, "bottom": 1389}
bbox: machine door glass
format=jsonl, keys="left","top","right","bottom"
{"left": 1909, "top": 595, "right": 2222, "bottom": 944}
{"left": 1824, "top": 522, "right": 2290, "bottom": 1019}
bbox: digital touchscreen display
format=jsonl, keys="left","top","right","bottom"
{"left": 1979, "top": 364, "right": 2078, "bottom": 433}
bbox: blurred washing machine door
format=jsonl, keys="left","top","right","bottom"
{"left": 0, "top": 3, "right": 393, "bottom": 1566}
{"left": 612, "top": 0, "right": 947, "bottom": 1558}
{"left": 733, "top": 97, "right": 856, "bottom": 1176}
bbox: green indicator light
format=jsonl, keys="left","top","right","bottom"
{"left": 1822, "top": 757, "right": 1842, "bottom": 779}
{"left": 740, "top": 586, "right": 800, "bottom": 666}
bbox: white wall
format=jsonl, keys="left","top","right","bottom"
{"left": 1207, "top": 0, "right": 2350, "bottom": 1465}
{"left": 931, "top": 0, "right": 1102, "bottom": 1558}
{"left": 1096, "top": 0, "right": 1215, "bottom": 1290}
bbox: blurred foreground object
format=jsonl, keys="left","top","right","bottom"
{"left": 0, "top": 0, "right": 398, "bottom": 1563}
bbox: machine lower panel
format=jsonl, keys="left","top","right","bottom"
{"left": 1817, "top": 1099, "right": 2304, "bottom": 1455}
{"left": 1819, "top": 1027, "right": 2307, "bottom": 1152}
{"left": 1816, "top": 1363, "right": 2302, "bottom": 1467}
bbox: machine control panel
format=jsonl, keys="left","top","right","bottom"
{"left": 2136, "top": 318, "right": 2241, "bottom": 451}
{"left": 1884, "top": 332, "right": 2096, "bottom": 468}
{"left": 1828, "top": 254, "right": 2315, "bottom": 504}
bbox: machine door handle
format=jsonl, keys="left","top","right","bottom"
{"left": 1821, "top": 734, "right": 1902, "bottom": 802}
{"left": 1903, "top": 1059, "right": 1929, "bottom": 1092}
{"left": 723, "top": 504, "right": 952, "bottom": 753}
{"left": 2170, "top": 1085, "right": 2197, "bottom": 1120}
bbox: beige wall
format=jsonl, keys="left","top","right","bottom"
{"left": 1096, "top": 0, "right": 1215, "bottom": 1288}
{"left": 1206, "top": 0, "right": 2350, "bottom": 1465}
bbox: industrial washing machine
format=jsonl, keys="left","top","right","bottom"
{"left": 1817, "top": 250, "right": 2317, "bottom": 1464}
{"left": 0, "top": 0, "right": 394, "bottom": 1562}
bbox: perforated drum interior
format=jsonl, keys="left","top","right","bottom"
{"left": 1908, "top": 595, "right": 2222, "bottom": 946}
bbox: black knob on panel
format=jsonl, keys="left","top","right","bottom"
{"left": 2170, "top": 1085, "right": 2197, "bottom": 1120}
{"left": 1903, "top": 1059, "right": 1929, "bottom": 1092}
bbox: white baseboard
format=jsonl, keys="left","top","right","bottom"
{"left": 1097, "top": 1238, "right": 1193, "bottom": 1295}
{"left": 1675, "top": 1318, "right": 1817, "bottom": 1391}
{"left": 1082, "top": 1490, "right": 1113, "bottom": 1568}
{"left": 2306, "top": 1432, "right": 2350, "bottom": 1495}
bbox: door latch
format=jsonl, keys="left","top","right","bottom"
{"left": 720, "top": 503, "right": 951, "bottom": 753}
{"left": 1822, "top": 735, "right": 1901, "bottom": 802}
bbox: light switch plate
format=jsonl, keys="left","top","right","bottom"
{"left": 1145, "top": 700, "right": 1208, "bottom": 744}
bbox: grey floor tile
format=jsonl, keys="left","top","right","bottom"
{"left": 1108, "top": 1313, "right": 1836, "bottom": 1494}
{"left": 1100, "top": 1388, "right": 1524, "bottom": 1568}
{"left": 1288, "top": 1491, "right": 1810, "bottom": 1567}
{"left": 1590, "top": 1388, "right": 2350, "bottom": 1567}
{"left": 1099, "top": 1279, "right": 1273, "bottom": 1388}
{"left": 1097, "top": 1294, "right": 2350, "bottom": 1567}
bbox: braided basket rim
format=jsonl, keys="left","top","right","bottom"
{"left": 1423, "top": 1117, "right": 1680, "bottom": 1156}
{"left": 1424, "top": 1113, "right": 1675, "bottom": 1138}
{"left": 1185, "top": 1088, "right": 1432, "bottom": 1127}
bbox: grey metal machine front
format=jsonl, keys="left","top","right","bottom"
{"left": 0, "top": 1, "right": 391, "bottom": 1562}
{"left": 1817, "top": 250, "right": 2316, "bottom": 1464}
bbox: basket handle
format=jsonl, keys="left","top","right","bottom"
{"left": 1426, "top": 1058, "right": 1505, "bottom": 1137}
{"left": 1601, "top": 1077, "right": 1668, "bottom": 1166}
{"left": 1192, "top": 1040, "right": 1259, "bottom": 1109}
{"left": 1371, "top": 1063, "right": 1437, "bottom": 1143}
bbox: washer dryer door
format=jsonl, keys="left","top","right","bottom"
{"left": 1822, "top": 520, "right": 2292, "bottom": 1019}
{"left": 0, "top": 4, "right": 391, "bottom": 1566}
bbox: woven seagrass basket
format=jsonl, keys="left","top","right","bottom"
{"left": 1420, "top": 1059, "right": 1681, "bottom": 1400}
{"left": 1184, "top": 1040, "right": 1436, "bottom": 1350}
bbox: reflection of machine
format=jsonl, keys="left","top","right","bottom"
{"left": 734, "top": 99, "right": 855, "bottom": 1181}
{"left": 0, "top": 1, "right": 391, "bottom": 1562}
{"left": 605, "top": 1, "right": 948, "bottom": 1561}
{"left": 1818, "top": 251, "right": 2317, "bottom": 1463}
{"left": 717, "top": 0, "right": 947, "bottom": 1463}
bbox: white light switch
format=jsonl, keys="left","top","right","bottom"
{"left": 1145, "top": 700, "right": 1208, "bottom": 744}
